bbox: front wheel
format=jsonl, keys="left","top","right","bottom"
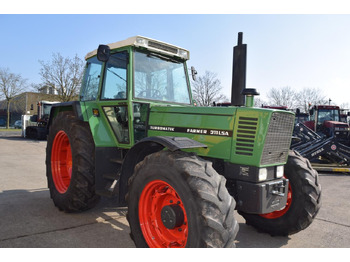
{"left": 126, "top": 150, "right": 238, "bottom": 248}
{"left": 239, "top": 150, "right": 322, "bottom": 236}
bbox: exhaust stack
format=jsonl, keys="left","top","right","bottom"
{"left": 231, "top": 32, "right": 259, "bottom": 107}
{"left": 231, "top": 32, "right": 247, "bottom": 106}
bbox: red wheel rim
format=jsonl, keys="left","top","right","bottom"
{"left": 51, "top": 131, "right": 72, "bottom": 194}
{"left": 138, "top": 180, "right": 188, "bottom": 248}
{"left": 260, "top": 181, "right": 292, "bottom": 219}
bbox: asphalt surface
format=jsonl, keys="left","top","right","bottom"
{"left": 1, "top": 131, "right": 350, "bottom": 248}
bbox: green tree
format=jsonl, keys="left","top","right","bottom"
{"left": 295, "top": 88, "right": 327, "bottom": 112}
{"left": 0, "top": 68, "right": 27, "bottom": 128}
{"left": 267, "top": 86, "right": 298, "bottom": 109}
{"left": 39, "top": 53, "right": 85, "bottom": 102}
{"left": 267, "top": 86, "right": 328, "bottom": 112}
{"left": 191, "top": 71, "right": 228, "bottom": 106}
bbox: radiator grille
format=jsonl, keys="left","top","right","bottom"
{"left": 235, "top": 117, "right": 258, "bottom": 156}
{"left": 261, "top": 112, "right": 294, "bottom": 165}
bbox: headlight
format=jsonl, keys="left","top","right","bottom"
{"left": 258, "top": 168, "right": 267, "bottom": 181}
{"left": 135, "top": 37, "right": 147, "bottom": 47}
{"left": 276, "top": 165, "right": 284, "bottom": 178}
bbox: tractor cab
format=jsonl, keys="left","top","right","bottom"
{"left": 340, "top": 109, "right": 350, "bottom": 124}
{"left": 295, "top": 111, "right": 309, "bottom": 124}
{"left": 80, "top": 36, "right": 195, "bottom": 146}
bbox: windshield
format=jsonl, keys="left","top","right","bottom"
{"left": 317, "top": 109, "right": 340, "bottom": 124}
{"left": 134, "top": 50, "right": 191, "bottom": 104}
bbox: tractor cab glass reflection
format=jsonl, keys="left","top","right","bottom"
{"left": 134, "top": 51, "right": 190, "bottom": 104}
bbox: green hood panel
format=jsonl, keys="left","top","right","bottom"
{"left": 148, "top": 105, "right": 294, "bottom": 167}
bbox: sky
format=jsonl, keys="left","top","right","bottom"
{"left": 1, "top": 2, "right": 350, "bottom": 107}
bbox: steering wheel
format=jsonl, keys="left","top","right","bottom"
{"left": 137, "top": 89, "right": 162, "bottom": 99}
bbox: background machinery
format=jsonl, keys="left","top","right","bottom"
{"left": 304, "top": 105, "right": 350, "bottom": 143}
{"left": 292, "top": 104, "right": 350, "bottom": 172}
{"left": 24, "top": 101, "right": 58, "bottom": 140}
{"left": 45, "top": 33, "right": 321, "bottom": 248}
{"left": 258, "top": 104, "right": 350, "bottom": 172}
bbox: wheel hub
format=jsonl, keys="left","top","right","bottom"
{"left": 51, "top": 130, "right": 72, "bottom": 194}
{"left": 161, "top": 204, "right": 184, "bottom": 229}
{"left": 138, "top": 180, "right": 188, "bottom": 247}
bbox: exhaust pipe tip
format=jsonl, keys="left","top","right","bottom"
{"left": 241, "top": 88, "right": 260, "bottom": 107}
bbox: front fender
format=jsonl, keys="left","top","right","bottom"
{"left": 118, "top": 136, "right": 207, "bottom": 204}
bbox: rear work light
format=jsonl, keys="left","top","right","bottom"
{"left": 135, "top": 36, "right": 189, "bottom": 60}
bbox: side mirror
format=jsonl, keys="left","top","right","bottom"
{"left": 309, "top": 109, "right": 314, "bottom": 116}
{"left": 191, "top": 66, "right": 197, "bottom": 81}
{"left": 97, "top": 45, "right": 110, "bottom": 62}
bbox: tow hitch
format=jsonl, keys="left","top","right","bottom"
{"left": 269, "top": 180, "right": 288, "bottom": 197}
{"left": 235, "top": 178, "right": 289, "bottom": 214}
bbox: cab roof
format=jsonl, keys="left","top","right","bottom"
{"left": 85, "top": 36, "right": 190, "bottom": 61}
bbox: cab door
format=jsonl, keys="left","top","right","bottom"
{"left": 82, "top": 50, "right": 131, "bottom": 148}
{"left": 98, "top": 51, "right": 130, "bottom": 146}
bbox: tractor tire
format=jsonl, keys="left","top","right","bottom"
{"left": 25, "top": 126, "right": 36, "bottom": 139}
{"left": 37, "top": 127, "right": 48, "bottom": 140}
{"left": 239, "top": 150, "right": 322, "bottom": 236}
{"left": 46, "top": 111, "right": 100, "bottom": 212}
{"left": 126, "top": 150, "right": 238, "bottom": 248}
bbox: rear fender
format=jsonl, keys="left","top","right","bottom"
{"left": 48, "top": 101, "right": 84, "bottom": 129}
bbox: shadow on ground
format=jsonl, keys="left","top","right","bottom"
{"left": 0, "top": 189, "right": 135, "bottom": 247}
{"left": 0, "top": 188, "right": 295, "bottom": 248}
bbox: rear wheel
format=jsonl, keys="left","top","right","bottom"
{"left": 239, "top": 150, "right": 321, "bottom": 236}
{"left": 126, "top": 150, "right": 238, "bottom": 248}
{"left": 46, "top": 111, "right": 100, "bottom": 212}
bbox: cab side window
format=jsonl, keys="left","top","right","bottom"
{"left": 101, "top": 51, "right": 128, "bottom": 100}
{"left": 80, "top": 57, "right": 102, "bottom": 101}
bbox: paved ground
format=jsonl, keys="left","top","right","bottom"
{"left": 1, "top": 131, "right": 350, "bottom": 248}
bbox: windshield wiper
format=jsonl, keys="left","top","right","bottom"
{"left": 107, "top": 68, "right": 126, "bottom": 82}
{"left": 147, "top": 52, "right": 181, "bottom": 63}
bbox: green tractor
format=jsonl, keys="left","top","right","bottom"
{"left": 46, "top": 33, "right": 321, "bottom": 248}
